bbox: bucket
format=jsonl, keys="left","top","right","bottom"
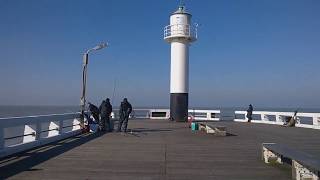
{"left": 191, "top": 122, "right": 198, "bottom": 131}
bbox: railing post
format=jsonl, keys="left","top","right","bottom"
{"left": 0, "top": 127, "right": 4, "bottom": 149}
{"left": 207, "top": 112, "right": 211, "bottom": 120}
{"left": 276, "top": 115, "right": 281, "bottom": 123}
{"left": 313, "top": 115, "right": 319, "bottom": 127}
{"left": 260, "top": 114, "right": 265, "bottom": 121}
{"left": 59, "top": 119, "right": 64, "bottom": 135}
{"left": 35, "top": 121, "right": 41, "bottom": 140}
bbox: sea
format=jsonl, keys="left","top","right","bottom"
{"left": 0, "top": 106, "right": 79, "bottom": 118}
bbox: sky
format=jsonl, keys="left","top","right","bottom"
{"left": 0, "top": 0, "right": 320, "bottom": 109}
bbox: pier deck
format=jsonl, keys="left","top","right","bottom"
{"left": 1, "top": 119, "right": 320, "bottom": 180}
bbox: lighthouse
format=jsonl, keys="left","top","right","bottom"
{"left": 164, "top": 6, "right": 197, "bottom": 122}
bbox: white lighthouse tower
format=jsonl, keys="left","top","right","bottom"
{"left": 164, "top": 6, "right": 197, "bottom": 122}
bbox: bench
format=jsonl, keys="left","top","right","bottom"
{"left": 198, "top": 122, "right": 226, "bottom": 136}
{"left": 262, "top": 143, "right": 320, "bottom": 180}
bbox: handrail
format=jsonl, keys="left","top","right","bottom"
{"left": 130, "top": 108, "right": 220, "bottom": 121}
{"left": 234, "top": 110, "right": 320, "bottom": 129}
{"left": 0, "top": 112, "right": 82, "bottom": 158}
{"left": 4, "top": 132, "right": 36, "bottom": 141}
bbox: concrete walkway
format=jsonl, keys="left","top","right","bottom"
{"left": 1, "top": 119, "right": 320, "bottom": 179}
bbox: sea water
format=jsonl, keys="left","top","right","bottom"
{"left": 0, "top": 106, "right": 79, "bottom": 118}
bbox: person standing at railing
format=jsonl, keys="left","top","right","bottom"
{"left": 117, "top": 98, "right": 132, "bottom": 133}
{"left": 105, "top": 98, "right": 113, "bottom": 132}
{"left": 117, "top": 101, "right": 125, "bottom": 132}
{"left": 88, "top": 102, "right": 100, "bottom": 124}
{"left": 99, "top": 100, "right": 108, "bottom": 132}
{"left": 247, "top": 104, "right": 253, "bottom": 122}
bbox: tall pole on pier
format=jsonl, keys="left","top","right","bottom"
{"left": 164, "top": 6, "right": 197, "bottom": 122}
{"left": 80, "top": 42, "right": 108, "bottom": 127}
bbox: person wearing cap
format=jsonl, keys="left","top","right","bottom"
{"left": 117, "top": 98, "right": 132, "bottom": 132}
{"left": 246, "top": 104, "right": 253, "bottom": 122}
{"left": 88, "top": 102, "right": 100, "bottom": 124}
{"left": 105, "top": 98, "right": 113, "bottom": 132}
{"left": 99, "top": 100, "right": 107, "bottom": 131}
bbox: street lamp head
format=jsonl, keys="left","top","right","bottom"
{"left": 92, "top": 42, "right": 108, "bottom": 51}
{"left": 85, "top": 42, "right": 108, "bottom": 54}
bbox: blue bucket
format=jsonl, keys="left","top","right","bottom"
{"left": 191, "top": 122, "right": 198, "bottom": 131}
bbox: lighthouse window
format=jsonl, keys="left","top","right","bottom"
{"left": 176, "top": 17, "right": 182, "bottom": 24}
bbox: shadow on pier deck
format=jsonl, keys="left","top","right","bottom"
{"left": 1, "top": 119, "right": 320, "bottom": 180}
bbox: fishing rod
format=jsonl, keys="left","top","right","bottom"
{"left": 111, "top": 78, "right": 117, "bottom": 104}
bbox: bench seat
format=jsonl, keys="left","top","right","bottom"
{"left": 262, "top": 143, "right": 320, "bottom": 180}
{"left": 198, "top": 122, "right": 226, "bottom": 136}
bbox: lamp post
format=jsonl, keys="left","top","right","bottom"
{"left": 80, "top": 42, "right": 108, "bottom": 127}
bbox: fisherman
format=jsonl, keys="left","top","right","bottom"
{"left": 99, "top": 100, "right": 108, "bottom": 131}
{"left": 117, "top": 98, "right": 132, "bottom": 132}
{"left": 84, "top": 113, "right": 99, "bottom": 132}
{"left": 105, "top": 98, "right": 113, "bottom": 132}
{"left": 247, "top": 104, "right": 253, "bottom": 122}
{"left": 117, "top": 102, "right": 124, "bottom": 132}
{"left": 88, "top": 102, "right": 100, "bottom": 124}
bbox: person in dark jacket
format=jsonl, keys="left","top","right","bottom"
{"left": 117, "top": 102, "right": 124, "bottom": 132}
{"left": 105, "top": 98, "right": 113, "bottom": 132}
{"left": 246, "top": 104, "right": 253, "bottom": 122}
{"left": 117, "top": 98, "right": 132, "bottom": 132}
{"left": 88, "top": 102, "right": 100, "bottom": 124}
{"left": 99, "top": 100, "right": 107, "bottom": 131}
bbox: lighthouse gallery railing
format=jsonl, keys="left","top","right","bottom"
{"left": 164, "top": 24, "right": 197, "bottom": 40}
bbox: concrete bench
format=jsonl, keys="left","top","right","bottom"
{"left": 262, "top": 143, "right": 320, "bottom": 180}
{"left": 198, "top": 122, "right": 226, "bottom": 136}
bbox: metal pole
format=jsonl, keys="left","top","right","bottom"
{"left": 80, "top": 53, "right": 89, "bottom": 127}
{"left": 79, "top": 42, "right": 107, "bottom": 128}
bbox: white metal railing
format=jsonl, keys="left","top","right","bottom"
{"left": 188, "top": 109, "right": 220, "bottom": 121}
{"left": 164, "top": 24, "right": 197, "bottom": 41}
{"left": 234, "top": 111, "right": 320, "bottom": 129}
{"left": 128, "top": 109, "right": 220, "bottom": 121}
{"left": 111, "top": 109, "right": 151, "bottom": 119}
{"left": 111, "top": 109, "right": 168, "bottom": 119}
{"left": 148, "top": 109, "right": 170, "bottom": 119}
{"left": 0, "top": 112, "right": 81, "bottom": 158}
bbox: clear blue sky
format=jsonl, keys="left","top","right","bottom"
{"left": 0, "top": 0, "right": 319, "bottom": 108}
